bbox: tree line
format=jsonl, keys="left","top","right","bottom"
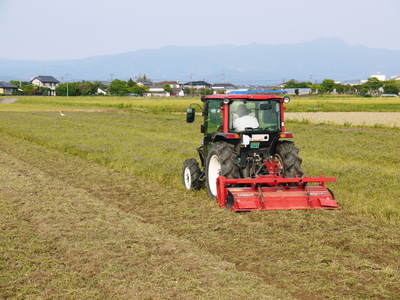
{"left": 284, "top": 78, "right": 400, "bottom": 96}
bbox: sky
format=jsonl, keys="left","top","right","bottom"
{"left": 0, "top": 0, "right": 399, "bottom": 60}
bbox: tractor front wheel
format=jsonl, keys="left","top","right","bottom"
{"left": 205, "top": 142, "right": 240, "bottom": 199}
{"left": 182, "top": 159, "right": 202, "bottom": 190}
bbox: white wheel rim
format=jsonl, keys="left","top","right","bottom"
{"left": 208, "top": 155, "right": 221, "bottom": 197}
{"left": 184, "top": 167, "right": 192, "bottom": 189}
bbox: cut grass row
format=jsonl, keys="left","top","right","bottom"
{"left": 2, "top": 95, "right": 400, "bottom": 113}
{"left": 0, "top": 145, "right": 284, "bottom": 300}
{"left": 0, "top": 111, "right": 398, "bottom": 223}
{"left": 0, "top": 130, "right": 399, "bottom": 299}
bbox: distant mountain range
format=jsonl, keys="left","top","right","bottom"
{"left": 1, "top": 38, "right": 399, "bottom": 84}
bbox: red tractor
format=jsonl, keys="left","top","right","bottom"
{"left": 182, "top": 92, "right": 338, "bottom": 211}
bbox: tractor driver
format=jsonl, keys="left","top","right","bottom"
{"left": 233, "top": 104, "right": 259, "bottom": 131}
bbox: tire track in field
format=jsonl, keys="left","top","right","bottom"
{"left": 1, "top": 133, "right": 399, "bottom": 300}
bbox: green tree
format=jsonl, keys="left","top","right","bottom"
{"left": 284, "top": 80, "right": 312, "bottom": 88}
{"left": 127, "top": 78, "right": 137, "bottom": 87}
{"left": 128, "top": 84, "right": 147, "bottom": 96}
{"left": 201, "top": 88, "right": 213, "bottom": 96}
{"left": 109, "top": 79, "right": 128, "bottom": 96}
{"left": 163, "top": 84, "right": 172, "bottom": 93}
{"left": 21, "top": 84, "right": 36, "bottom": 95}
{"left": 320, "top": 79, "right": 336, "bottom": 93}
{"left": 383, "top": 81, "right": 400, "bottom": 94}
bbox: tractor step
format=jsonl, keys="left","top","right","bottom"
{"left": 217, "top": 176, "right": 339, "bottom": 211}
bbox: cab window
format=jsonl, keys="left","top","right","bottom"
{"left": 207, "top": 100, "right": 222, "bottom": 134}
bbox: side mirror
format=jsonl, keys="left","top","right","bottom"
{"left": 186, "top": 108, "right": 195, "bottom": 123}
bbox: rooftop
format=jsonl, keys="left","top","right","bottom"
{"left": 32, "top": 76, "right": 60, "bottom": 83}
{"left": 0, "top": 81, "right": 18, "bottom": 88}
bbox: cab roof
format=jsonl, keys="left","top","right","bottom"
{"left": 204, "top": 94, "right": 283, "bottom": 100}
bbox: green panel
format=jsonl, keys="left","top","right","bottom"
{"left": 250, "top": 142, "right": 260, "bottom": 149}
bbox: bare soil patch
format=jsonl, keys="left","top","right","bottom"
{"left": 0, "top": 98, "right": 17, "bottom": 104}
{"left": 286, "top": 112, "right": 400, "bottom": 127}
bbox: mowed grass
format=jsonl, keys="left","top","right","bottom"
{"left": 0, "top": 111, "right": 398, "bottom": 223}
{"left": 0, "top": 144, "right": 285, "bottom": 300}
{"left": 2, "top": 95, "right": 400, "bottom": 112}
{"left": 0, "top": 113, "right": 399, "bottom": 299}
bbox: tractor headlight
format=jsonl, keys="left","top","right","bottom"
{"left": 283, "top": 96, "right": 291, "bottom": 103}
{"left": 223, "top": 98, "right": 230, "bottom": 104}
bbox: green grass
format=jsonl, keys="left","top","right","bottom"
{"left": 1, "top": 101, "right": 400, "bottom": 299}
{"left": 2, "top": 95, "right": 400, "bottom": 113}
{"left": 0, "top": 110, "right": 398, "bottom": 223}
{"left": 0, "top": 145, "right": 284, "bottom": 300}
{"left": 0, "top": 123, "right": 399, "bottom": 299}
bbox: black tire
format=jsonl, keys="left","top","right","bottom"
{"left": 205, "top": 142, "right": 240, "bottom": 199}
{"left": 182, "top": 159, "right": 202, "bottom": 190}
{"left": 276, "top": 141, "right": 304, "bottom": 178}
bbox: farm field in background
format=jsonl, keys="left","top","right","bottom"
{"left": 0, "top": 99, "right": 399, "bottom": 299}
{"left": 2, "top": 95, "right": 400, "bottom": 113}
{"left": 286, "top": 112, "right": 400, "bottom": 127}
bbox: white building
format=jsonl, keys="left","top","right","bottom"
{"left": 31, "top": 75, "right": 60, "bottom": 96}
{"left": 390, "top": 75, "right": 400, "bottom": 81}
{"left": 370, "top": 74, "right": 386, "bottom": 81}
{"left": 96, "top": 87, "right": 108, "bottom": 95}
{"left": 145, "top": 87, "right": 170, "bottom": 97}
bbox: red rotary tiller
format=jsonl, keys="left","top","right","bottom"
{"left": 216, "top": 158, "right": 337, "bottom": 211}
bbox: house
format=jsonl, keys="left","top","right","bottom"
{"left": 0, "top": 81, "right": 18, "bottom": 95}
{"left": 145, "top": 87, "right": 170, "bottom": 97}
{"left": 390, "top": 75, "right": 400, "bottom": 81}
{"left": 158, "top": 81, "right": 181, "bottom": 89}
{"left": 137, "top": 81, "right": 153, "bottom": 87}
{"left": 370, "top": 74, "right": 386, "bottom": 81}
{"left": 212, "top": 83, "right": 237, "bottom": 94}
{"left": 31, "top": 75, "right": 60, "bottom": 96}
{"left": 156, "top": 81, "right": 183, "bottom": 96}
{"left": 183, "top": 80, "right": 212, "bottom": 89}
{"left": 96, "top": 87, "right": 108, "bottom": 95}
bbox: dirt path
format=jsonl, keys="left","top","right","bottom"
{"left": 286, "top": 112, "right": 400, "bottom": 127}
{"left": 0, "top": 98, "right": 17, "bottom": 104}
{"left": 0, "top": 132, "right": 399, "bottom": 299}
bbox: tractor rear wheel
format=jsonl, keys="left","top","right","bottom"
{"left": 276, "top": 141, "right": 304, "bottom": 178}
{"left": 182, "top": 159, "right": 202, "bottom": 190}
{"left": 205, "top": 142, "right": 240, "bottom": 199}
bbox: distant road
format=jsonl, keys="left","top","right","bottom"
{"left": 286, "top": 112, "right": 400, "bottom": 127}
{"left": 0, "top": 98, "right": 17, "bottom": 104}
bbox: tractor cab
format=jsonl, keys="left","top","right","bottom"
{"left": 201, "top": 97, "right": 283, "bottom": 133}
{"left": 186, "top": 93, "right": 292, "bottom": 151}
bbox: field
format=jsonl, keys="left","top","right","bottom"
{"left": 286, "top": 112, "right": 400, "bottom": 127}
{"left": 1, "top": 96, "right": 399, "bottom": 299}
{"left": 1, "top": 95, "right": 400, "bottom": 113}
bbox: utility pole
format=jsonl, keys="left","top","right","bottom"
{"left": 189, "top": 73, "right": 193, "bottom": 97}
{"left": 62, "top": 74, "right": 70, "bottom": 97}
